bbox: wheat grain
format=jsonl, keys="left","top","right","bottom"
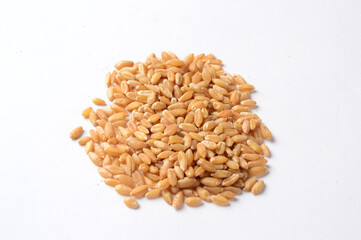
{"left": 71, "top": 52, "right": 273, "bottom": 209}
{"left": 185, "top": 197, "right": 202, "bottom": 207}
{"left": 211, "top": 195, "right": 229, "bottom": 206}
{"left": 124, "top": 197, "right": 139, "bottom": 209}
{"left": 251, "top": 180, "right": 265, "bottom": 195}
{"left": 69, "top": 126, "right": 83, "bottom": 140}
{"left": 92, "top": 98, "right": 106, "bottom": 106}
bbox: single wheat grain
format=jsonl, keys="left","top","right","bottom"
{"left": 69, "top": 126, "right": 83, "bottom": 140}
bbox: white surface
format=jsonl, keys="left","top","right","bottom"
{"left": 1, "top": 0, "right": 361, "bottom": 239}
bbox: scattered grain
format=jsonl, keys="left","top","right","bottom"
{"left": 71, "top": 52, "right": 272, "bottom": 209}
{"left": 92, "top": 98, "right": 106, "bottom": 106}
{"left": 69, "top": 126, "right": 83, "bottom": 140}
{"left": 124, "top": 197, "right": 139, "bottom": 209}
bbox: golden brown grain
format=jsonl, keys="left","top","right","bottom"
{"left": 238, "top": 84, "right": 254, "bottom": 92}
{"left": 224, "top": 186, "right": 242, "bottom": 195}
{"left": 162, "top": 190, "right": 172, "bottom": 205}
{"left": 69, "top": 126, "right": 83, "bottom": 140}
{"left": 78, "top": 136, "right": 91, "bottom": 146}
{"left": 145, "top": 188, "right": 161, "bottom": 199}
{"left": 115, "top": 60, "right": 134, "bottom": 70}
{"left": 185, "top": 197, "right": 202, "bottom": 207}
{"left": 242, "top": 153, "right": 262, "bottom": 161}
{"left": 261, "top": 143, "right": 270, "bottom": 157}
{"left": 156, "top": 178, "right": 170, "bottom": 190}
{"left": 82, "top": 107, "right": 93, "bottom": 118}
{"left": 197, "top": 159, "right": 216, "bottom": 173}
{"left": 204, "top": 186, "right": 223, "bottom": 194}
{"left": 116, "top": 174, "right": 136, "bottom": 188}
{"left": 105, "top": 165, "right": 123, "bottom": 175}
{"left": 249, "top": 166, "right": 268, "bottom": 177}
{"left": 179, "top": 123, "right": 198, "bottom": 132}
{"left": 219, "top": 190, "right": 236, "bottom": 199}
{"left": 84, "top": 140, "right": 94, "bottom": 154}
{"left": 88, "top": 152, "right": 102, "bottom": 166}
{"left": 241, "top": 99, "right": 256, "bottom": 107}
{"left": 244, "top": 176, "right": 258, "bottom": 191}
{"left": 178, "top": 151, "right": 188, "bottom": 171}
{"left": 196, "top": 143, "right": 207, "bottom": 158}
{"left": 251, "top": 180, "right": 265, "bottom": 195}
{"left": 196, "top": 186, "right": 211, "bottom": 202}
{"left": 247, "top": 139, "right": 262, "bottom": 153}
{"left": 124, "top": 197, "right": 139, "bottom": 209}
{"left": 92, "top": 98, "right": 106, "bottom": 106}
{"left": 174, "top": 166, "right": 185, "bottom": 179}
{"left": 130, "top": 185, "right": 148, "bottom": 198}
{"left": 211, "top": 195, "right": 229, "bottom": 206}
{"left": 200, "top": 177, "right": 221, "bottom": 187}
{"left": 211, "top": 170, "right": 232, "bottom": 178}
{"left": 222, "top": 174, "right": 240, "bottom": 187}
{"left": 164, "top": 124, "right": 178, "bottom": 136}
{"left": 260, "top": 124, "right": 272, "bottom": 139}
{"left": 104, "top": 179, "right": 121, "bottom": 187}
{"left": 247, "top": 159, "right": 267, "bottom": 168}
{"left": 172, "top": 191, "right": 184, "bottom": 209}
{"left": 167, "top": 169, "right": 177, "bottom": 186}
{"left": 210, "top": 156, "right": 228, "bottom": 164}
{"left": 98, "top": 168, "right": 112, "bottom": 179}
{"left": 71, "top": 52, "right": 272, "bottom": 209}
{"left": 176, "top": 177, "right": 196, "bottom": 188}
{"left": 115, "top": 184, "right": 132, "bottom": 196}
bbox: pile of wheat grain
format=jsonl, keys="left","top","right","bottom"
{"left": 70, "top": 52, "right": 272, "bottom": 209}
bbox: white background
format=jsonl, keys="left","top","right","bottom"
{"left": 1, "top": 0, "right": 361, "bottom": 239}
